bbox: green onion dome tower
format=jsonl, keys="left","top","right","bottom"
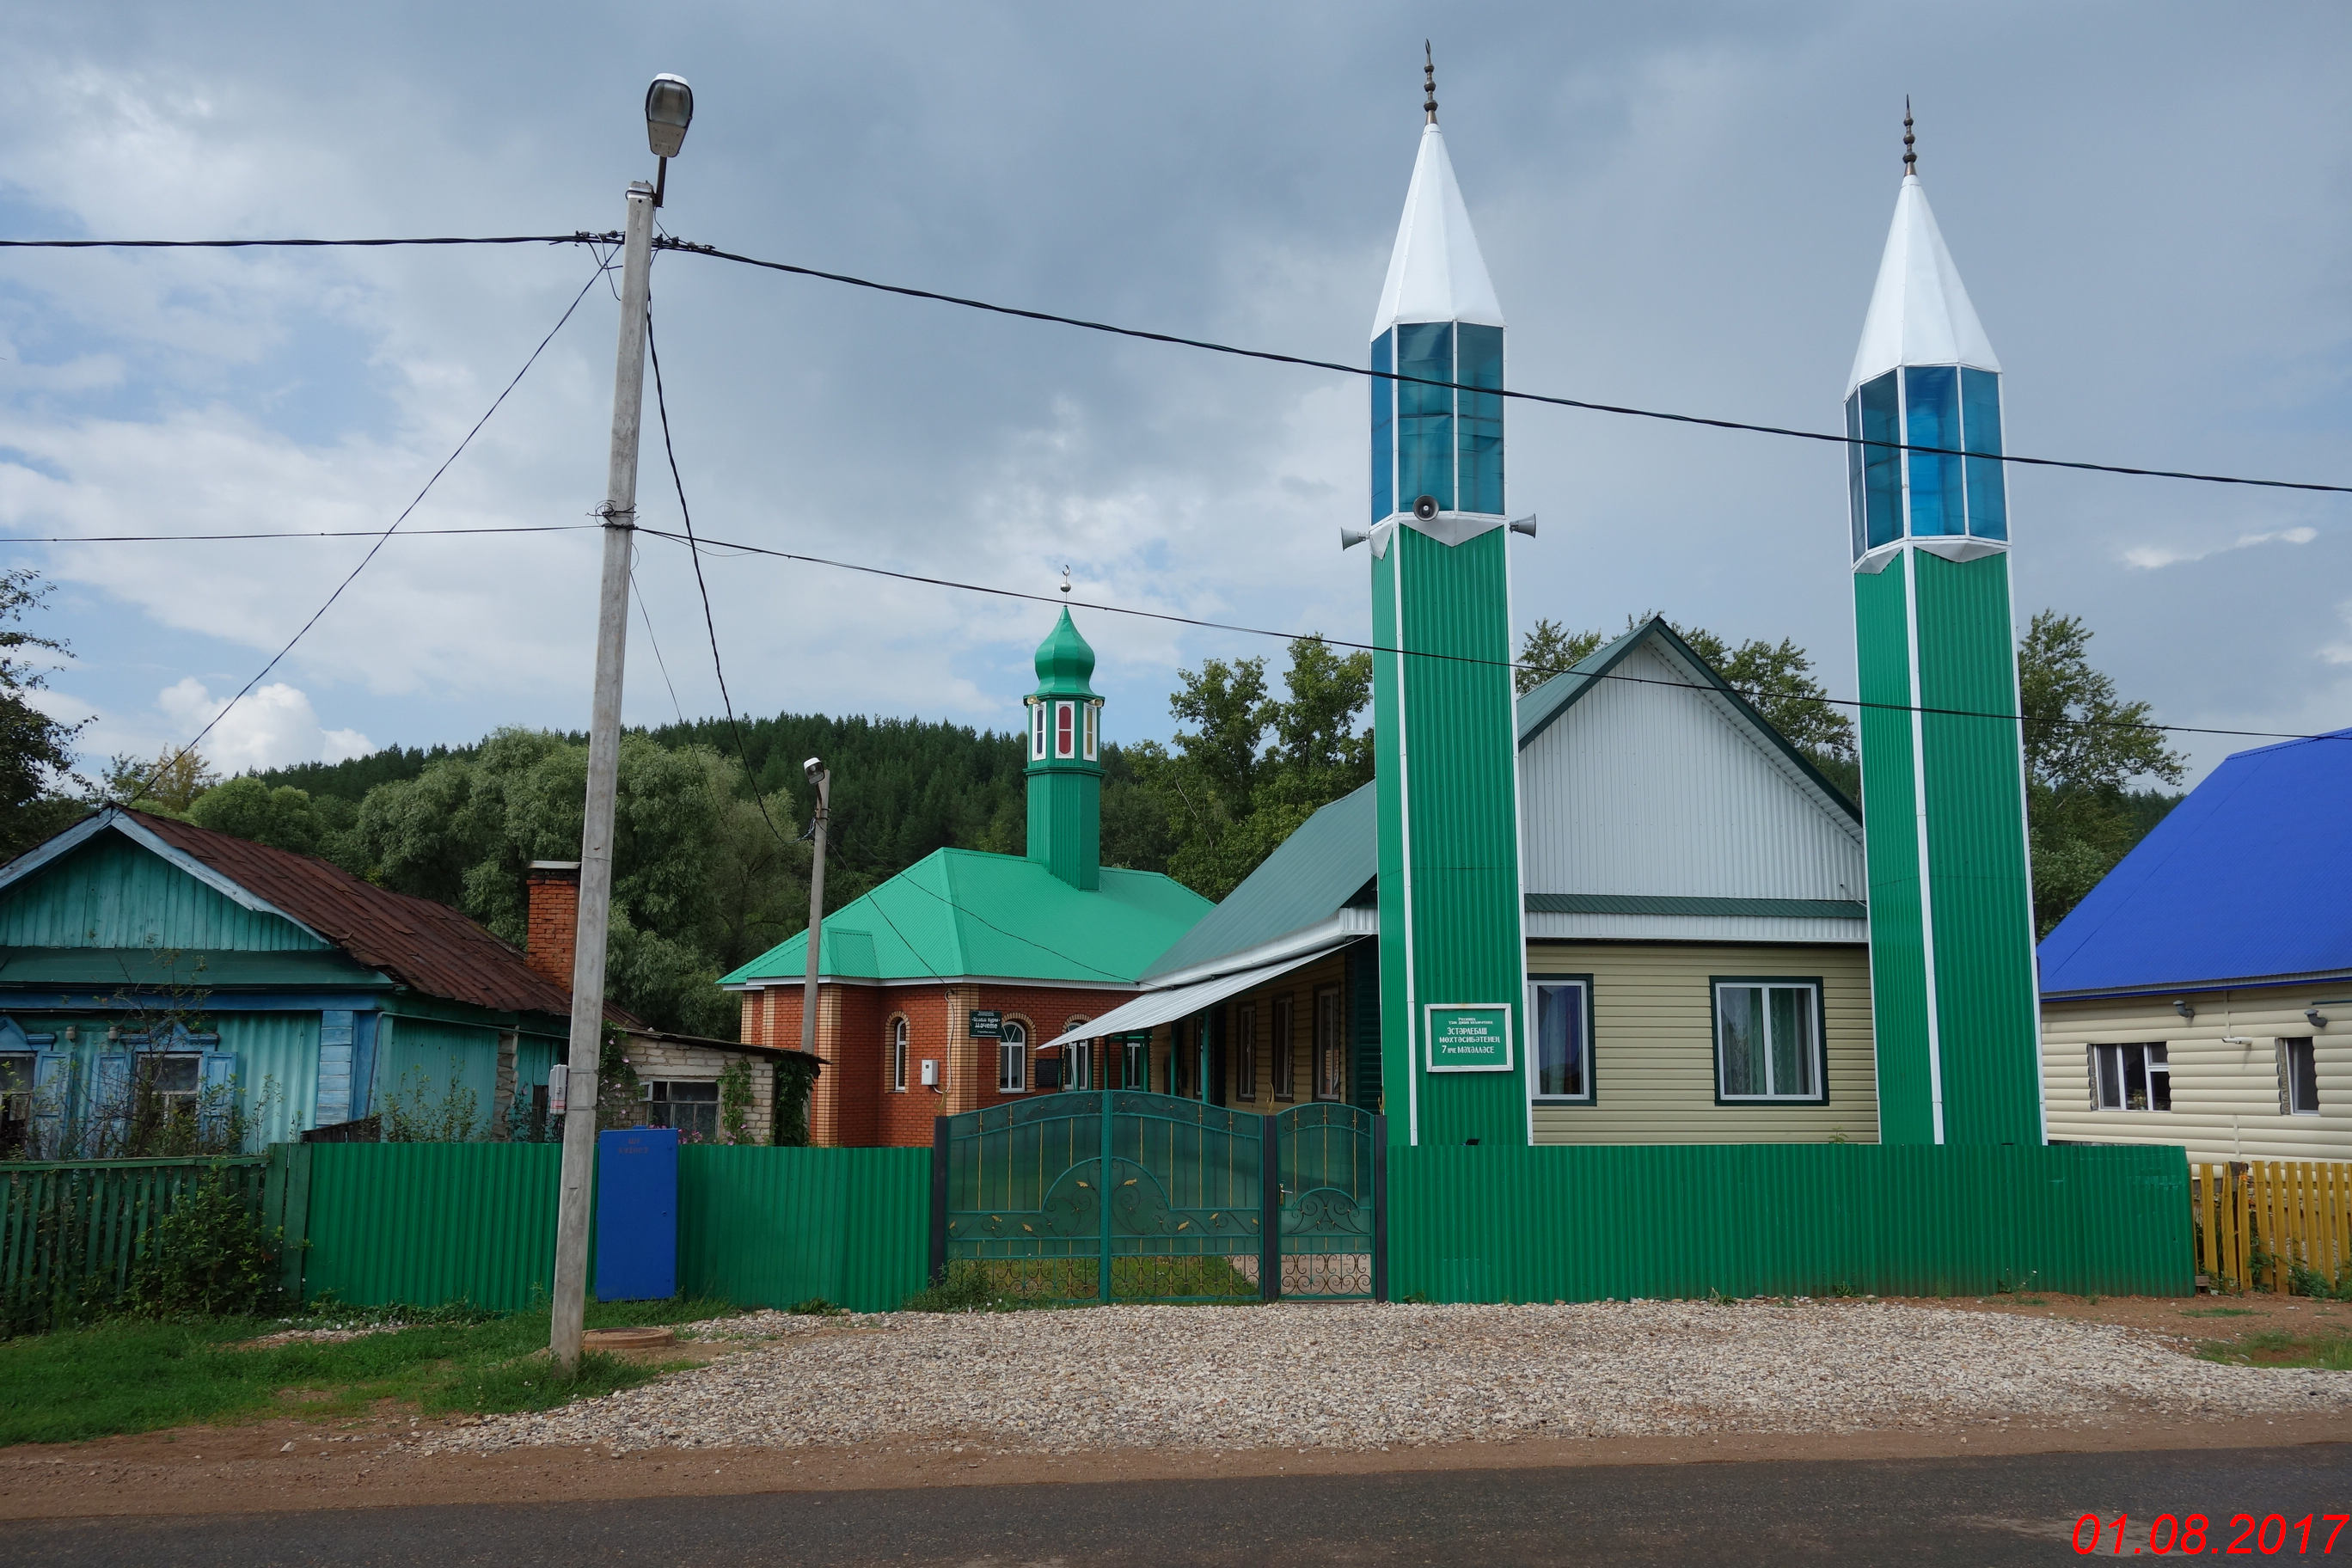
{"left": 1844, "top": 109, "right": 2043, "bottom": 1146}
{"left": 1025, "top": 608, "right": 1106, "bottom": 891}
{"left": 1360, "top": 52, "right": 1531, "bottom": 1147}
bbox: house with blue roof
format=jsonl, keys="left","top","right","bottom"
{"left": 2037, "top": 729, "right": 2350, "bottom": 1163}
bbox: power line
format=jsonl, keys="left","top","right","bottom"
{"left": 138, "top": 248, "right": 616, "bottom": 792}
{"left": 632, "top": 521, "right": 2345, "bottom": 748}
{"left": 0, "top": 234, "right": 615, "bottom": 250}
{"left": 653, "top": 236, "right": 2352, "bottom": 499}
{"left": 644, "top": 313, "right": 1124, "bottom": 983}
{"left": 629, "top": 550, "right": 687, "bottom": 727}
{"left": 0, "top": 524, "right": 597, "bottom": 545}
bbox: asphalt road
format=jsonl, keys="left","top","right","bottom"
{"left": 7, "top": 1444, "right": 2348, "bottom": 1566}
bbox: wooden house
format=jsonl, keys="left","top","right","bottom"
{"left": 1052, "top": 618, "right": 1882, "bottom": 1144}
{"left": 2037, "top": 728, "right": 2350, "bottom": 1162}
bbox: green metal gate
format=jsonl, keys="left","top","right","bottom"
{"left": 931, "top": 1091, "right": 1384, "bottom": 1304}
{"left": 1275, "top": 1103, "right": 1381, "bottom": 1301}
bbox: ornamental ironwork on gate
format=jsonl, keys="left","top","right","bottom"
{"left": 929, "top": 1090, "right": 1384, "bottom": 1304}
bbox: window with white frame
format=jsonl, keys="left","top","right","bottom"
{"left": 1062, "top": 1020, "right": 1092, "bottom": 1091}
{"left": 2281, "top": 1038, "right": 2320, "bottom": 1115}
{"left": 1031, "top": 701, "right": 1047, "bottom": 760}
{"left": 1712, "top": 980, "right": 1825, "bottom": 1102}
{"left": 1234, "top": 1004, "right": 1258, "bottom": 1100}
{"left": 2090, "top": 1042, "right": 2169, "bottom": 1112}
{"left": 1123, "top": 1036, "right": 1148, "bottom": 1090}
{"left": 1528, "top": 977, "right": 1593, "bottom": 1103}
{"left": 640, "top": 1080, "right": 720, "bottom": 1140}
{"left": 1271, "top": 996, "right": 1296, "bottom": 1101}
{"left": 998, "top": 1020, "right": 1027, "bottom": 1093}
{"left": 890, "top": 1017, "right": 909, "bottom": 1092}
{"left": 1082, "top": 702, "right": 1099, "bottom": 760}
{"left": 138, "top": 1054, "right": 204, "bottom": 1120}
{"left": 1055, "top": 701, "right": 1075, "bottom": 758}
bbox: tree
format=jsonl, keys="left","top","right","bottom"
{"left": 1134, "top": 635, "right": 1375, "bottom": 900}
{"left": 0, "top": 569, "right": 89, "bottom": 859}
{"left": 1514, "top": 618, "right": 1607, "bottom": 695}
{"left": 2017, "top": 610, "right": 2185, "bottom": 934}
{"left": 102, "top": 748, "right": 219, "bottom": 815}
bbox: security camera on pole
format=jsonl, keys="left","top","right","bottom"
{"left": 549, "top": 72, "right": 695, "bottom": 1373}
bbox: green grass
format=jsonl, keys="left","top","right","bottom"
{"left": 2194, "top": 1326, "right": 2352, "bottom": 1371}
{"left": 907, "top": 1254, "right": 1262, "bottom": 1311}
{"left": 2178, "top": 1306, "right": 2258, "bottom": 1318}
{"left": 0, "top": 1295, "right": 732, "bottom": 1448}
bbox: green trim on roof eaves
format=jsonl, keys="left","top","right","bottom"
{"left": 1525, "top": 893, "right": 1868, "bottom": 921}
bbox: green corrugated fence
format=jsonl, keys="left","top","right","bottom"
{"left": 1, "top": 1155, "right": 274, "bottom": 1329}
{"left": 298, "top": 1142, "right": 565, "bottom": 1311}
{"left": 677, "top": 1146, "right": 931, "bottom": 1312}
{"left": 291, "top": 1142, "right": 931, "bottom": 1314}
{"left": 1387, "top": 1142, "right": 2191, "bottom": 1302}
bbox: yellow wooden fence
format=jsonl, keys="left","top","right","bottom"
{"left": 2193, "top": 1161, "right": 2352, "bottom": 1295}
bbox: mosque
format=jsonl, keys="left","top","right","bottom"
{"left": 725, "top": 74, "right": 2041, "bottom": 1154}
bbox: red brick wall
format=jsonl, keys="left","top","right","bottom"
{"left": 524, "top": 866, "right": 580, "bottom": 986}
{"left": 740, "top": 981, "right": 1142, "bottom": 1147}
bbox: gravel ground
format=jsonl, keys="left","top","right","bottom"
{"left": 426, "top": 1301, "right": 2352, "bottom": 1458}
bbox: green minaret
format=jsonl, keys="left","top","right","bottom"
{"left": 1025, "top": 608, "right": 1105, "bottom": 891}
{"left": 1845, "top": 113, "right": 2043, "bottom": 1146}
{"left": 1359, "top": 56, "right": 1531, "bottom": 1148}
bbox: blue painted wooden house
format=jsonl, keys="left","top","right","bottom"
{"left": 0, "top": 806, "right": 573, "bottom": 1155}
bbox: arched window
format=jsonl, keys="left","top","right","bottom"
{"left": 890, "top": 1016, "right": 909, "bottom": 1093}
{"left": 997, "top": 1020, "right": 1027, "bottom": 1093}
{"left": 1031, "top": 701, "right": 1048, "bottom": 760}
{"left": 1062, "top": 1020, "right": 1092, "bottom": 1090}
{"left": 1082, "top": 703, "right": 1099, "bottom": 761}
{"left": 1055, "top": 702, "right": 1075, "bottom": 758}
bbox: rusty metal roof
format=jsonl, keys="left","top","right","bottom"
{"left": 127, "top": 809, "right": 574, "bottom": 1020}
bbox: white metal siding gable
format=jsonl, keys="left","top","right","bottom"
{"left": 1518, "top": 640, "right": 1866, "bottom": 904}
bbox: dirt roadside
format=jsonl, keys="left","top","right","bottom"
{"left": 2, "top": 1295, "right": 2343, "bottom": 1522}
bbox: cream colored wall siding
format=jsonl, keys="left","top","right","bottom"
{"left": 1518, "top": 642, "right": 1866, "bottom": 904}
{"left": 1528, "top": 941, "right": 1878, "bottom": 1145}
{"left": 2041, "top": 990, "right": 2352, "bottom": 1164}
{"left": 1525, "top": 912, "right": 1868, "bottom": 945}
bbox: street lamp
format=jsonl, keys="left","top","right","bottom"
{"left": 645, "top": 73, "right": 693, "bottom": 205}
{"left": 550, "top": 71, "right": 695, "bottom": 1375}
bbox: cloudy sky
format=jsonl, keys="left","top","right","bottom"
{"left": 2, "top": 2, "right": 2346, "bottom": 786}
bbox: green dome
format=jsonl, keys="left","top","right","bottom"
{"left": 1032, "top": 609, "right": 1099, "bottom": 699}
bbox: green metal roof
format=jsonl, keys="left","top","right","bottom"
{"left": 1141, "top": 784, "right": 1376, "bottom": 982}
{"left": 720, "top": 848, "right": 1210, "bottom": 987}
{"left": 1032, "top": 608, "right": 1099, "bottom": 700}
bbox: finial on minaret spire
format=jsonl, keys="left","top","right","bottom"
{"left": 1902, "top": 96, "right": 1917, "bottom": 177}
{"left": 1424, "top": 41, "right": 1438, "bottom": 124}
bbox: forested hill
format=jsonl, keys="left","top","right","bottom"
{"left": 257, "top": 712, "right": 1072, "bottom": 895}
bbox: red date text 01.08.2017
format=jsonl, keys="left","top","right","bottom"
{"left": 2073, "top": 1514, "right": 2348, "bottom": 1556}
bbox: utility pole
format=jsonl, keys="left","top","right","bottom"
{"left": 551, "top": 74, "right": 695, "bottom": 1374}
{"left": 799, "top": 757, "right": 830, "bottom": 1059}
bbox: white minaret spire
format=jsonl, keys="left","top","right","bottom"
{"left": 1370, "top": 49, "right": 1503, "bottom": 338}
{"left": 1847, "top": 105, "right": 1999, "bottom": 395}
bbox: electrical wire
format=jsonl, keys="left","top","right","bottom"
{"left": 652, "top": 237, "right": 2352, "bottom": 499}
{"left": 629, "top": 550, "right": 687, "bottom": 727}
{"left": 632, "top": 521, "right": 2346, "bottom": 747}
{"left": 0, "top": 524, "right": 597, "bottom": 544}
{"left": 643, "top": 312, "right": 1125, "bottom": 983}
{"left": 132, "top": 248, "right": 616, "bottom": 796}
{"left": 0, "top": 235, "right": 615, "bottom": 250}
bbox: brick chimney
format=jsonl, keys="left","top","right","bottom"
{"left": 524, "top": 861, "right": 582, "bottom": 989}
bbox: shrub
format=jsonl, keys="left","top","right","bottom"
{"left": 120, "top": 1166, "right": 289, "bottom": 1320}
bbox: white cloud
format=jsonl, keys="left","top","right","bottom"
{"left": 154, "top": 678, "right": 372, "bottom": 774}
{"left": 2122, "top": 526, "right": 2318, "bottom": 572}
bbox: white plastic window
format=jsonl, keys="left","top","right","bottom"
{"left": 1083, "top": 703, "right": 1099, "bottom": 761}
{"left": 1031, "top": 701, "right": 1047, "bottom": 760}
{"left": 2091, "top": 1042, "right": 2169, "bottom": 1112}
{"left": 1055, "top": 702, "right": 1075, "bottom": 758}
{"left": 1714, "top": 983, "right": 1823, "bottom": 1101}
{"left": 891, "top": 1017, "right": 909, "bottom": 1093}
{"left": 998, "top": 1020, "right": 1027, "bottom": 1093}
{"left": 2282, "top": 1038, "right": 2320, "bottom": 1115}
